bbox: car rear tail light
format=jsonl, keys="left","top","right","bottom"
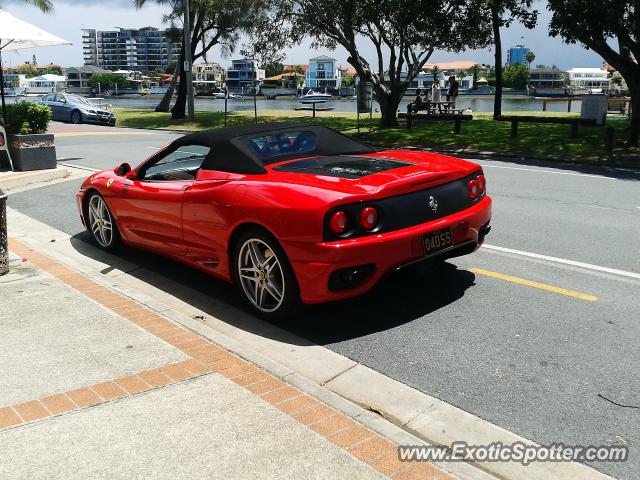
{"left": 329, "top": 210, "right": 348, "bottom": 234}
{"left": 359, "top": 206, "right": 378, "bottom": 230}
{"left": 477, "top": 174, "right": 486, "bottom": 194}
{"left": 468, "top": 179, "right": 479, "bottom": 199}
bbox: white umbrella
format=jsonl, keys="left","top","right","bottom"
{"left": 0, "top": 9, "right": 71, "bottom": 121}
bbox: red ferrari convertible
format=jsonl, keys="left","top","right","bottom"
{"left": 77, "top": 123, "right": 491, "bottom": 317}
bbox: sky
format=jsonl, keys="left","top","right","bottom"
{"left": 2, "top": 0, "right": 605, "bottom": 71}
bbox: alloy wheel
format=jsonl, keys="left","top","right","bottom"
{"left": 87, "top": 195, "right": 113, "bottom": 248}
{"left": 237, "top": 238, "right": 285, "bottom": 313}
{"left": 71, "top": 111, "right": 81, "bottom": 124}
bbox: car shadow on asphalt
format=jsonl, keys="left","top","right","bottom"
{"left": 70, "top": 233, "right": 476, "bottom": 347}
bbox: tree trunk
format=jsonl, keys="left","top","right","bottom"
{"left": 491, "top": 4, "right": 503, "bottom": 120}
{"left": 155, "top": 77, "right": 176, "bottom": 113}
{"left": 377, "top": 91, "right": 402, "bottom": 127}
{"left": 156, "top": 44, "right": 183, "bottom": 113}
{"left": 171, "top": 59, "right": 187, "bottom": 119}
{"left": 629, "top": 87, "right": 639, "bottom": 147}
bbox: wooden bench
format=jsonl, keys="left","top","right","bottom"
{"left": 495, "top": 115, "right": 599, "bottom": 138}
{"left": 399, "top": 111, "right": 473, "bottom": 133}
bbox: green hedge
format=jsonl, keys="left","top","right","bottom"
{"left": 4, "top": 102, "right": 52, "bottom": 135}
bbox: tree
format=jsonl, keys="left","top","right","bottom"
{"left": 135, "top": 0, "right": 264, "bottom": 119}
{"left": 290, "top": 0, "right": 493, "bottom": 126}
{"left": 153, "top": 25, "right": 181, "bottom": 113}
{"left": 503, "top": 62, "right": 529, "bottom": 89}
{"left": 547, "top": 0, "right": 640, "bottom": 145}
{"left": 431, "top": 65, "right": 441, "bottom": 85}
{"left": 286, "top": 65, "right": 305, "bottom": 76}
{"left": 262, "top": 61, "right": 284, "bottom": 78}
{"left": 470, "top": 64, "right": 482, "bottom": 89}
{"left": 87, "top": 73, "right": 131, "bottom": 89}
{"left": 17, "top": 64, "right": 38, "bottom": 78}
{"left": 1, "top": 0, "right": 54, "bottom": 12}
{"left": 42, "top": 66, "right": 62, "bottom": 75}
{"left": 482, "top": 0, "right": 537, "bottom": 119}
{"left": 525, "top": 50, "right": 535, "bottom": 69}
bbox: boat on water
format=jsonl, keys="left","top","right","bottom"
{"left": 208, "top": 92, "right": 243, "bottom": 99}
{"left": 3, "top": 87, "right": 26, "bottom": 97}
{"left": 299, "top": 89, "right": 332, "bottom": 103}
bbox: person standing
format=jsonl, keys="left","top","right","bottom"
{"left": 431, "top": 79, "right": 441, "bottom": 104}
{"left": 447, "top": 75, "right": 459, "bottom": 107}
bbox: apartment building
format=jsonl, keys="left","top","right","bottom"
{"left": 82, "top": 27, "right": 180, "bottom": 72}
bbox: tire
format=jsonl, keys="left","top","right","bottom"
{"left": 85, "top": 192, "right": 122, "bottom": 251}
{"left": 70, "top": 110, "right": 82, "bottom": 124}
{"left": 233, "top": 228, "right": 301, "bottom": 319}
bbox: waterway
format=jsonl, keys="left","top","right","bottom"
{"left": 12, "top": 93, "right": 582, "bottom": 114}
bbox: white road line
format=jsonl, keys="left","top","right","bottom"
{"left": 482, "top": 244, "right": 640, "bottom": 280}
{"left": 474, "top": 163, "right": 615, "bottom": 180}
{"left": 58, "top": 162, "right": 100, "bottom": 172}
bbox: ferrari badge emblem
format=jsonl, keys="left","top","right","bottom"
{"left": 106, "top": 179, "right": 114, "bottom": 189}
{"left": 428, "top": 195, "right": 438, "bottom": 212}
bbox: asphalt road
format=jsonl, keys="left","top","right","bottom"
{"left": 8, "top": 123, "right": 640, "bottom": 480}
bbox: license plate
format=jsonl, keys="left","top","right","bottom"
{"left": 424, "top": 228, "right": 453, "bottom": 255}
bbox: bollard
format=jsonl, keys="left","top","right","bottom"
{"left": 0, "top": 189, "right": 8, "bottom": 275}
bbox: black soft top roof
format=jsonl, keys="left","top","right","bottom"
{"left": 170, "top": 122, "right": 374, "bottom": 174}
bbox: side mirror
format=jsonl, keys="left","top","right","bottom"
{"left": 114, "top": 162, "right": 132, "bottom": 176}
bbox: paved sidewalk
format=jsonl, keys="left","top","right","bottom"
{"left": 0, "top": 240, "right": 453, "bottom": 480}
{"left": 0, "top": 166, "right": 69, "bottom": 192}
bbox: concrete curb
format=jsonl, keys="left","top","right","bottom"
{"left": 0, "top": 167, "right": 69, "bottom": 192}
{"left": 6, "top": 207, "right": 616, "bottom": 480}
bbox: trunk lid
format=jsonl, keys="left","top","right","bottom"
{"left": 268, "top": 150, "right": 481, "bottom": 197}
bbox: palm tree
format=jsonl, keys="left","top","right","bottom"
{"left": 1, "top": 0, "right": 54, "bottom": 12}
{"left": 525, "top": 51, "right": 535, "bottom": 70}
{"left": 135, "top": 0, "right": 257, "bottom": 119}
{"left": 470, "top": 64, "right": 482, "bottom": 89}
{"left": 431, "top": 65, "right": 440, "bottom": 85}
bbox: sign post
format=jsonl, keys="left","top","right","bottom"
{"left": 183, "top": 0, "right": 195, "bottom": 122}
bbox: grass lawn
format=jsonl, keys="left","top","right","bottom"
{"left": 113, "top": 108, "right": 637, "bottom": 164}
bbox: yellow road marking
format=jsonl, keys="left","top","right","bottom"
{"left": 55, "top": 131, "right": 154, "bottom": 137}
{"left": 470, "top": 268, "right": 599, "bottom": 302}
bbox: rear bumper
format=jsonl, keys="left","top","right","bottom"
{"left": 283, "top": 195, "right": 492, "bottom": 304}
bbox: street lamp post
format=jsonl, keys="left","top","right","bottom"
{"left": 183, "top": 0, "right": 195, "bottom": 122}
{"left": 252, "top": 59, "right": 257, "bottom": 124}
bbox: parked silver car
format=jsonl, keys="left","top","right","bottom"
{"left": 38, "top": 93, "right": 116, "bottom": 126}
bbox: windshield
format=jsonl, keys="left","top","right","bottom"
{"left": 235, "top": 126, "right": 375, "bottom": 166}
{"left": 249, "top": 131, "right": 317, "bottom": 161}
{"left": 67, "top": 95, "right": 95, "bottom": 107}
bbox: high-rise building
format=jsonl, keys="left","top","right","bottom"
{"left": 82, "top": 27, "right": 180, "bottom": 72}
{"left": 506, "top": 44, "right": 530, "bottom": 67}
